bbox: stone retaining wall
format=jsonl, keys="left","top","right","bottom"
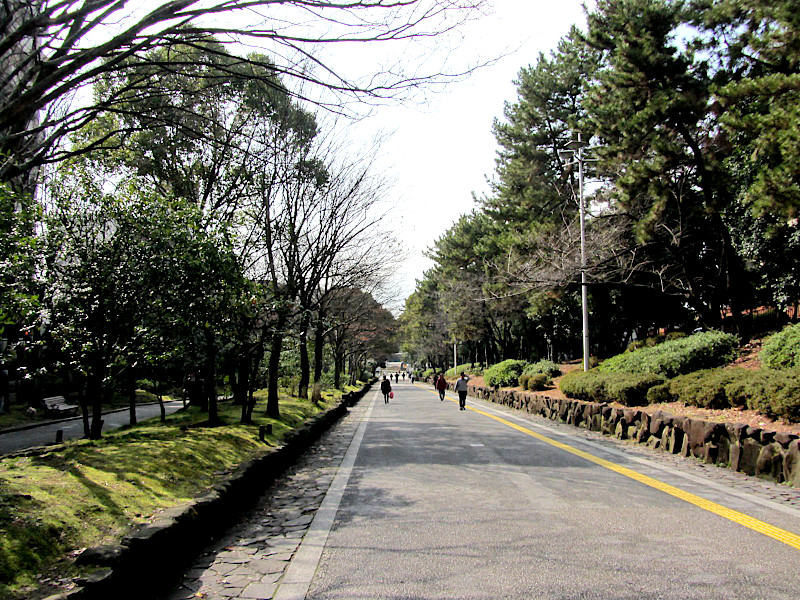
{"left": 51, "top": 382, "right": 375, "bottom": 600}
{"left": 438, "top": 379, "right": 800, "bottom": 488}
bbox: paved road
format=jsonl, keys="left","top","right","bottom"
{"left": 166, "top": 381, "right": 800, "bottom": 599}
{"left": 0, "top": 401, "right": 185, "bottom": 455}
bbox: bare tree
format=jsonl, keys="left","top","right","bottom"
{"left": 1, "top": 0, "right": 487, "bottom": 187}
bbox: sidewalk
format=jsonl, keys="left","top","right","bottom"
{"left": 162, "top": 391, "right": 373, "bottom": 600}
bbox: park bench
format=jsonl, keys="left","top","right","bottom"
{"left": 42, "top": 396, "right": 79, "bottom": 417}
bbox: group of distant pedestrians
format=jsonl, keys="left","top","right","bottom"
{"left": 379, "top": 371, "right": 413, "bottom": 403}
{"left": 380, "top": 370, "right": 469, "bottom": 410}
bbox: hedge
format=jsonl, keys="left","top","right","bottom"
{"left": 519, "top": 373, "right": 550, "bottom": 391}
{"left": 560, "top": 370, "right": 665, "bottom": 406}
{"left": 626, "top": 331, "right": 687, "bottom": 352}
{"left": 646, "top": 367, "right": 800, "bottom": 422}
{"left": 761, "top": 323, "right": 800, "bottom": 370}
{"left": 523, "top": 359, "right": 562, "bottom": 378}
{"left": 598, "top": 330, "right": 739, "bottom": 378}
{"left": 484, "top": 359, "right": 527, "bottom": 388}
{"left": 445, "top": 363, "right": 484, "bottom": 377}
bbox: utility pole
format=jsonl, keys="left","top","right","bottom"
{"left": 559, "top": 132, "right": 593, "bottom": 372}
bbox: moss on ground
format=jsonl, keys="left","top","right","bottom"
{"left": 0, "top": 389, "right": 347, "bottom": 600}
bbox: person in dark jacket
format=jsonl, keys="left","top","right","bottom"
{"left": 432, "top": 374, "right": 439, "bottom": 389}
{"left": 380, "top": 376, "right": 392, "bottom": 404}
{"left": 436, "top": 374, "right": 447, "bottom": 401}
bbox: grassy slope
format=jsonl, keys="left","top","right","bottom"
{"left": 0, "top": 384, "right": 362, "bottom": 600}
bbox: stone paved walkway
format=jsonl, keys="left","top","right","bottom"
{"left": 162, "top": 396, "right": 370, "bottom": 600}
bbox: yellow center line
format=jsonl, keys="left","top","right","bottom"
{"left": 415, "top": 383, "right": 800, "bottom": 551}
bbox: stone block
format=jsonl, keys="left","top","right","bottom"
{"left": 77, "top": 544, "right": 126, "bottom": 567}
{"left": 686, "top": 419, "right": 724, "bottom": 460}
{"left": 736, "top": 437, "right": 763, "bottom": 476}
{"left": 775, "top": 432, "right": 798, "bottom": 448}
{"left": 784, "top": 440, "right": 800, "bottom": 487}
{"left": 649, "top": 411, "right": 667, "bottom": 437}
{"left": 756, "top": 442, "right": 785, "bottom": 482}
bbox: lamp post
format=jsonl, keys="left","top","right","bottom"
{"left": 558, "top": 132, "right": 593, "bottom": 372}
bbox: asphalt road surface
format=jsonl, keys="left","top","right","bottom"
{"left": 280, "top": 381, "right": 800, "bottom": 600}
{"left": 0, "top": 400, "right": 185, "bottom": 455}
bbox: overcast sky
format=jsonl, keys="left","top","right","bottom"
{"left": 313, "top": 1, "right": 590, "bottom": 308}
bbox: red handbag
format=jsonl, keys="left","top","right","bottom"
{"left": 389, "top": 391, "right": 394, "bottom": 398}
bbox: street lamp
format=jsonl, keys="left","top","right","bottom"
{"left": 558, "top": 132, "right": 594, "bottom": 372}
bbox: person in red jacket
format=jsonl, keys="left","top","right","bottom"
{"left": 436, "top": 374, "right": 447, "bottom": 401}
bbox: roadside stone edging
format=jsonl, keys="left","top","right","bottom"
{"left": 48, "top": 381, "right": 375, "bottom": 600}
{"left": 428, "top": 378, "right": 800, "bottom": 488}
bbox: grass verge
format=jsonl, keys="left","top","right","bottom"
{"left": 0, "top": 386, "right": 358, "bottom": 600}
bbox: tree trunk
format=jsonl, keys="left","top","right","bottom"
{"left": 231, "top": 363, "right": 245, "bottom": 406}
{"left": 88, "top": 375, "right": 104, "bottom": 439}
{"left": 127, "top": 374, "right": 137, "bottom": 426}
{"left": 298, "top": 315, "right": 310, "bottom": 400}
{"left": 333, "top": 352, "right": 344, "bottom": 389}
{"left": 235, "top": 355, "right": 251, "bottom": 422}
{"left": 157, "top": 382, "right": 166, "bottom": 424}
{"left": 245, "top": 330, "right": 267, "bottom": 423}
{"left": 205, "top": 330, "right": 220, "bottom": 425}
{"left": 311, "top": 321, "right": 325, "bottom": 405}
{"left": 80, "top": 395, "right": 90, "bottom": 438}
{"left": 266, "top": 328, "right": 283, "bottom": 418}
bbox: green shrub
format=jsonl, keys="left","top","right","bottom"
{"left": 646, "top": 382, "right": 673, "bottom": 404}
{"left": 445, "top": 363, "right": 484, "bottom": 377}
{"left": 560, "top": 370, "right": 665, "bottom": 406}
{"left": 524, "top": 360, "right": 561, "bottom": 378}
{"left": 599, "top": 330, "right": 739, "bottom": 378}
{"left": 484, "top": 359, "right": 527, "bottom": 388}
{"left": 648, "top": 367, "right": 800, "bottom": 422}
{"left": 626, "top": 331, "right": 688, "bottom": 353}
{"left": 519, "top": 373, "right": 550, "bottom": 391}
{"left": 527, "top": 373, "right": 550, "bottom": 391}
{"left": 559, "top": 370, "right": 609, "bottom": 402}
{"left": 136, "top": 379, "right": 155, "bottom": 392}
{"left": 665, "top": 331, "right": 688, "bottom": 342}
{"left": 605, "top": 374, "right": 666, "bottom": 406}
{"left": 761, "top": 323, "right": 800, "bottom": 370}
{"left": 422, "top": 368, "right": 434, "bottom": 378}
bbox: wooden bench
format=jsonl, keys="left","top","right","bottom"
{"left": 42, "top": 396, "right": 79, "bottom": 417}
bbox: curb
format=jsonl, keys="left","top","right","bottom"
{"left": 45, "top": 381, "right": 375, "bottom": 600}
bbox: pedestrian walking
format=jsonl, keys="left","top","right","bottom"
{"left": 436, "top": 374, "right": 447, "bottom": 401}
{"left": 454, "top": 371, "right": 470, "bottom": 410}
{"left": 394, "top": 372, "right": 399, "bottom": 384}
{"left": 432, "top": 373, "right": 439, "bottom": 389}
{"left": 410, "top": 373, "right": 415, "bottom": 384}
{"left": 402, "top": 372, "right": 406, "bottom": 381}
{"left": 380, "top": 376, "right": 392, "bottom": 404}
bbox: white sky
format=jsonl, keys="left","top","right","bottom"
{"left": 313, "top": 1, "right": 590, "bottom": 306}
